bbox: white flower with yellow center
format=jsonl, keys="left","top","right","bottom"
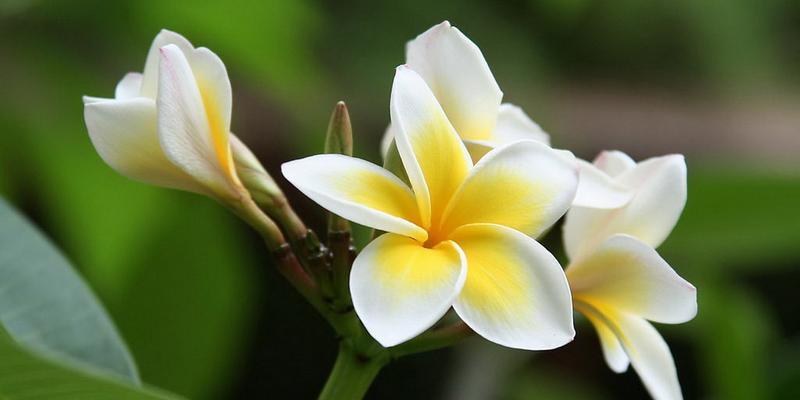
{"left": 83, "top": 30, "right": 244, "bottom": 200}
{"left": 283, "top": 67, "right": 578, "bottom": 349}
{"left": 382, "top": 21, "right": 631, "bottom": 209}
{"left": 564, "top": 151, "right": 697, "bottom": 400}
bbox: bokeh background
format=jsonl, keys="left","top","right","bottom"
{"left": 1, "top": 0, "right": 799, "bottom": 399}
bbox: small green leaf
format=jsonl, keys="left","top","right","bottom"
{"left": 0, "top": 198, "right": 139, "bottom": 382}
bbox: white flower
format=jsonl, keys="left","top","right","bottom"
{"left": 283, "top": 67, "right": 578, "bottom": 349}
{"left": 83, "top": 30, "right": 243, "bottom": 200}
{"left": 564, "top": 150, "right": 697, "bottom": 400}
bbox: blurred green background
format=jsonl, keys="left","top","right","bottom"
{"left": 1, "top": 0, "right": 799, "bottom": 398}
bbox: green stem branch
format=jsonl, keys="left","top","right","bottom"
{"left": 319, "top": 342, "right": 388, "bottom": 400}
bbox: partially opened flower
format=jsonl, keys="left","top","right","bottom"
{"left": 563, "top": 151, "right": 696, "bottom": 400}
{"left": 283, "top": 67, "right": 578, "bottom": 349}
{"left": 381, "top": 21, "right": 549, "bottom": 159}
{"left": 83, "top": 30, "right": 244, "bottom": 200}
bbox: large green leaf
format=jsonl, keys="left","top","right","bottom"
{"left": 0, "top": 329, "right": 179, "bottom": 399}
{"left": 0, "top": 198, "right": 138, "bottom": 382}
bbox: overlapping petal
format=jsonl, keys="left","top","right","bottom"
{"left": 114, "top": 73, "right": 144, "bottom": 100}
{"left": 450, "top": 224, "right": 574, "bottom": 350}
{"left": 390, "top": 66, "right": 473, "bottom": 228}
{"left": 83, "top": 97, "right": 202, "bottom": 193}
{"left": 491, "top": 103, "right": 550, "bottom": 145}
{"left": 573, "top": 159, "right": 634, "bottom": 208}
{"left": 568, "top": 234, "right": 697, "bottom": 324}
{"left": 141, "top": 29, "right": 194, "bottom": 98}
{"left": 406, "top": 21, "right": 502, "bottom": 141}
{"left": 350, "top": 234, "right": 466, "bottom": 347}
{"left": 564, "top": 155, "right": 687, "bottom": 259}
{"left": 157, "top": 43, "right": 239, "bottom": 197}
{"left": 575, "top": 301, "right": 683, "bottom": 400}
{"left": 581, "top": 308, "right": 630, "bottom": 373}
{"left": 594, "top": 150, "right": 636, "bottom": 177}
{"left": 282, "top": 154, "right": 426, "bottom": 241}
{"left": 439, "top": 140, "right": 577, "bottom": 238}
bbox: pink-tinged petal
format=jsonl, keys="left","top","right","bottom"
{"left": 140, "top": 29, "right": 194, "bottom": 98}
{"left": 157, "top": 44, "right": 239, "bottom": 197}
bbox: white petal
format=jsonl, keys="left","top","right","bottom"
{"left": 579, "top": 304, "right": 684, "bottom": 400}
{"left": 440, "top": 140, "right": 578, "bottom": 238}
{"left": 157, "top": 44, "right": 238, "bottom": 197}
{"left": 83, "top": 96, "right": 110, "bottom": 105}
{"left": 140, "top": 29, "right": 194, "bottom": 98}
{"left": 350, "top": 234, "right": 466, "bottom": 347}
{"left": 568, "top": 234, "right": 697, "bottom": 324}
{"left": 406, "top": 21, "right": 502, "bottom": 141}
{"left": 619, "top": 315, "right": 684, "bottom": 400}
{"left": 594, "top": 150, "right": 636, "bottom": 177}
{"left": 587, "top": 312, "right": 630, "bottom": 373}
{"left": 451, "top": 224, "right": 574, "bottom": 350}
{"left": 282, "top": 155, "right": 427, "bottom": 242}
{"left": 83, "top": 97, "right": 202, "bottom": 193}
{"left": 491, "top": 103, "right": 550, "bottom": 145}
{"left": 572, "top": 159, "right": 633, "bottom": 208}
{"left": 380, "top": 123, "right": 398, "bottom": 158}
{"left": 564, "top": 155, "right": 687, "bottom": 259}
{"left": 114, "top": 73, "right": 143, "bottom": 99}
{"left": 390, "top": 66, "right": 472, "bottom": 228}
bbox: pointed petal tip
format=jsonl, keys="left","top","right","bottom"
{"left": 82, "top": 95, "right": 101, "bottom": 105}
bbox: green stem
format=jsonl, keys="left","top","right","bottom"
{"left": 319, "top": 343, "right": 388, "bottom": 400}
{"left": 328, "top": 231, "right": 354, "bottom": 310}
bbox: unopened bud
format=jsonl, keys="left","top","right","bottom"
{"left": 324, "top": 101, "right": 353, "bottom": 157}
{"left": 324, "top": 102, "right": 354, "bottom": 234}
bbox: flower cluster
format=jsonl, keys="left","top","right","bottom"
{"left": 83, "top": 22, "right": 696, "bottom": 400}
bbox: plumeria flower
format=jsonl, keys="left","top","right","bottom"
{"left": 83, "top": 30, "right": 244, "bottom": 200}
{"left": 381, "top": 21, "right": 630, "bottom": 209}
{"left": 283, "top": 67, "right": 578, "bottom": 349}
{"left": 563, "top": 150, "right": 697, "bottom": 400}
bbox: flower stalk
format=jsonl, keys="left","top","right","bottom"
{"left": 231, "top": 135, "right": 308, "bottom": 242}
{"left": 318, "top": 341, "right": 388, "bottom": 400}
